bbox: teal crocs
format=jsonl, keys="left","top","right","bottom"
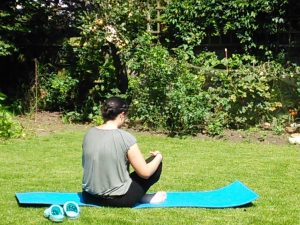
{"left": 63, "top": 201, "right": 80, "bottom": 220}
{"left": 44, "top": 205, "right": 64, "bottom": 222}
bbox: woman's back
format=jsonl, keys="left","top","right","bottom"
{"left": 82, "top": 127, "right": 136, "bottom": 196}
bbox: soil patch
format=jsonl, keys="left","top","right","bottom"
{"left": 203, "top": 129, "right": 290, "bottom": 145}
{"left": 17, "top": 111, "right": 291, "bottom": 145}
{"left": 17, "top": 111, "right": 89, "bottom": 136}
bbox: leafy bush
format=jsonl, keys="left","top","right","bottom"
{"left": 0, "top": 110, "right": 24, "bottom": 139}
{"left": 127, "top": 34, "right": 211, "bottom": 135}
{"left": 127, "top": 42, "right": 299, "bottom": 135}
{"left": 126, "top": 34, "right": 175, "bottom": 129}
{"left": 63, "top": 105, "right": 103, "bottom": 125}
{"left": 40, "top": 69, "right": 79, "bottom": 111}
{"left": 193, "top": 52, "right": 296, "bottom": 129}
{"left": 0, "top": 92, "right": 23, "bottom": 139}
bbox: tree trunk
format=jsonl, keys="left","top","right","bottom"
{"left": 108, "top": 42, "right": 128, "bottom": 94}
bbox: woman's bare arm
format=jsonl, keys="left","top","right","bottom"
{"left": 127, "top": 143, "right": 163, "bottom": 179}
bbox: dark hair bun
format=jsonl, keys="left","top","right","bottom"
{"left": 102, "top": 97, "right": 129, "bottom": 121}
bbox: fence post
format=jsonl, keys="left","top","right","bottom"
{"left": 34, "top": 58, "right": 38, "bottom": 122}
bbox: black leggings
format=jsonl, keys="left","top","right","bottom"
{"left": 82, "top": 156, "right": 162, "bottom": 207}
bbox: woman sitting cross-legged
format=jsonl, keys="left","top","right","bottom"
{"left": 82, "top": 96, "right": 166, "bottom": 207}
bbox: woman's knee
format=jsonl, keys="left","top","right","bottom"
{"left": 150, "top": 162, "right": 162, "bottom": 182}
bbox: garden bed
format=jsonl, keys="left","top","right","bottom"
{"left": 17, "top": 111, "right": 290, "bottom": 145}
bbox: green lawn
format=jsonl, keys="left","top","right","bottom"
{"left": 0, "top": 130, "right": 299, "bottom": 225}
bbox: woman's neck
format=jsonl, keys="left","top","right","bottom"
{"left": 97, "top": 120, "right": 119, "bottom": 129}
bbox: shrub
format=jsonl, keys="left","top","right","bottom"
{"left": 192, "top": 52, "right": 300, "bottom": 129}
{"left": 164, "top": 60, "right": 209, "bottom": 135}
{"left": 127, "top": 45, "right": 299, "bottom": 135}
{"left": 39, "top": 68, "right": 79, "bottom": 111}
{"left": 0, "top": 92, "right": 23, "bottom": 139}
{"left": 127, "top": 33, "right": 176, "bottom": 130}
{"left": 0, "top": 110, "right": 23, "bottom": 139}
{"left": 127, "top": 34, "right": 211, "bottom": 135}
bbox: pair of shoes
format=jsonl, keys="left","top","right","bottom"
{"left": 44, "top": 201, "right": 80, "bottom": 222}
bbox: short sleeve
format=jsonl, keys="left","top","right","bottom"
{"left": 122, "top": 131, "right": 136, "bottom": 149}
{"left": 118, "top": 129, "right": 137, "bottom": 150}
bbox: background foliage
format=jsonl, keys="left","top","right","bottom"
{"left": 164, "top": 0, "right": 289, "bottom": 55}
{"left": 127, "top": 37, "right": 299, "bottom": 135}
{"left": 0, "top": 0, "right": 299, "bottom": 136}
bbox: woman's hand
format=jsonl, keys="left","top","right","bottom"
{"left": 150, "top": 151, "right": 163, "bottom": 160}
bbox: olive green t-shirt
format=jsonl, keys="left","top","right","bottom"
{"left": 82, "top": 127, "right": 136, "bottom": 196}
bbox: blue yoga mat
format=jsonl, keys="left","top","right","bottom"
{"left": 16, "top": 180, "right": 259, "bottom": 208}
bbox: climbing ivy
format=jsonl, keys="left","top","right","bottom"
{"left": 164, "top": 0, "right": 288, "bottom": 56}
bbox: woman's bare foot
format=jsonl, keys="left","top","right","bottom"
{"left": 140, "top": 191, "right": 167, "bottom": 204}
